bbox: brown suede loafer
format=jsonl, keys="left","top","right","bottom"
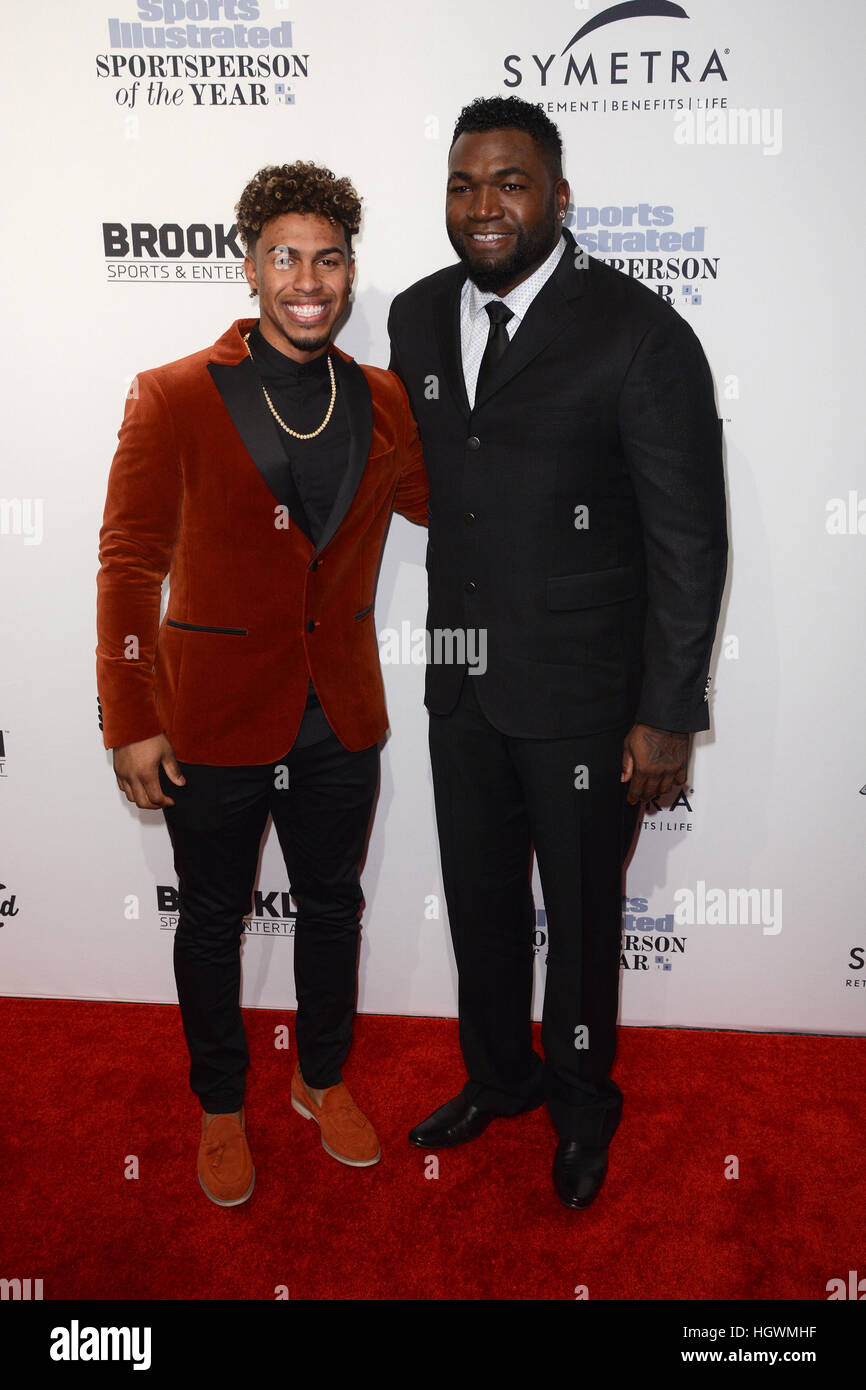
{"left": 197, "top": 1106, "right": 255, "bottom": 1207}
{"left": 291, "top": 1067, "right": 381, "bottom": 1167}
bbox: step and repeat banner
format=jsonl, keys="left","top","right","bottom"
{"left": 1, "top": 0, "right": 864, "bottom": 1035}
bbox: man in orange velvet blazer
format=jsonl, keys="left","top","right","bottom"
{"left": 96, "top": 162, "right": 428, "bottom": 1206}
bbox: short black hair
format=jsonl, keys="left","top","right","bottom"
{"left": 450, "top": 96, "right": 564, "bottom": 180}
{"left": 236, "top": 161, "right": 361, "bottom": 257}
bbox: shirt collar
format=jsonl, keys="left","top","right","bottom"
{"left": 465, "top": 232, "right": 567, "bottom": 325}
{"left": 247, "top": 322, "right": 331, "bottom": 380}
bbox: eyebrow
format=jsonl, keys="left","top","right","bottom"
{"left": 447, "top": 166, "right": 532, "bottom": 183}
{"left": 265, "top": 244, "right": 346, "bottom": 258}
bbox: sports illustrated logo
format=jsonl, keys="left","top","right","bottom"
{"left": 845, "top": 947, "right": 865, "bottom": 990}
{"left": 621, "top": 896, "right": 688, "bottom": 971}
{"left": 0, "top": 883, "right": 19, "bottom": 928}
{"left": 49, "top": 1320, "right": 151, "bottom": 1370}
{"left": 157, "top": 884, "right": 296, "bottom": 937}
{"left": 567, "top": 203, "right": 718, "bottom": 305}
{"left": 501, "top": 0, "right": 729, "bottom": 115}
{"left": 96, "top": 3, "right": 310, "bottom": 111}
{"left": 103, "top": 221, "right": 246, "bottom": 283}
{"left": 533, "top": 902, "right": 689, "bottom": 971}
{"left": 674, "top": 881, "right": 782, "bottom": 936}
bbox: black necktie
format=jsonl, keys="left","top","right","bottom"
{"left": 474, "top": 300, "right": 514, "bottom": 403}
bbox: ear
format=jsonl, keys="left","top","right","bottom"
{"left": 243, "top": 253, "right": 258, "bottom": 296}
{"left": 348, "top": 255, "right": 356, "bottom": 292}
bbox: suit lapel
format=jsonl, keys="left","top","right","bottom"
{"left": 313, "top": 352, "right": 373, "bottom": 557}
{"left": 433, "top": 268, "right": 471, "bottom": 419}
{"left": 472, "top": 230, "right": 588, "bottom": 410}
{"left": 207, "top": 355, "right": 315, "bottom": 541}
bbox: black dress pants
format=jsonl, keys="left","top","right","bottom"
{"left": 429, "top": 675, "right": 640, "bottom": 1146}
{"left": 159, "top": 730, "right": 379, "bottom": 1114}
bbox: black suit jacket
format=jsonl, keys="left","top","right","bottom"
{"left": 387, "top": 229, "right": 727, "bottom": 738}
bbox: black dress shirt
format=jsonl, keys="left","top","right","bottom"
{"left": 246, "top": 324, "right": 352, "bottom": 748}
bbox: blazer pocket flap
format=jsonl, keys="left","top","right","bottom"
{"left": 166, "top": 619, "right": 248, "bottom": 635}
{"left": 547, "top": 566, "right": 641, "bottom": 612}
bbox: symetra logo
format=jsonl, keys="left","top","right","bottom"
{"left": 503, "top": 0, "right": 727, "bottom": 93}
{"left": 562, "top": 1, "right": 689, "bottom": 50}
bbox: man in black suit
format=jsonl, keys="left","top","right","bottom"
{"left": 388, "top": 96, "right": 727, "bottom": 1209}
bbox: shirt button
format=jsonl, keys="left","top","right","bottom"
{"left": 306, "top": 620, "right": 316, "bottom": 632}
{"left": 464, "top": 580, "right": 476, "bottom": 594}
{"left": 467, "top": 436, "right": 480, "bottom": 450}
{"left": 464, "top": 512, "right": 476, "bottom": 525}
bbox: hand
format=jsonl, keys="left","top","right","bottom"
{"left": 621, "top": 724, "right": 690, "bottom": 806}
{"left": 113, "top": 734, "right": 185, "bottom": 810}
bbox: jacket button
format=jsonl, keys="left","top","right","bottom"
{"left": 467, "top": 436, "right": 480, "bottom": 450}
{"left": 306, "top": 620, "right": 316, "bottom": 632}
{"left": 464, "top": 512, "right": 476, "bottom": 524}
{"left": 464, "top": 580, "right": 476, "bottom": 594}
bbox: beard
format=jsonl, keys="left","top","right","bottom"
{"left": 282, "top": 330, "right": 331, "bottom": 355}
{"left": 448, "top": 217, "right": 559, "bottom": 293}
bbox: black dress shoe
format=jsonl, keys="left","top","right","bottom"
{"left": 409, "top": 1090, "right": 515, "bottom": 1148}
{"left": 552, "top": 1141, "right": 609, "bottom": 1209}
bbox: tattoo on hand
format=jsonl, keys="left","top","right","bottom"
{"left": 642, "top": 729, "right": 688, "bottom": 766}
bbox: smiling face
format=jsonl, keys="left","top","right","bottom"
{"left": 446, "top": 128, "right": 569, "bottom": 295}
{"left": 244, "top": 212, "right": 354, "bottom": 361}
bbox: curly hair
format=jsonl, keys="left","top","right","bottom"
{"left": 451, "top": 96, "right": 564, "bottom": 179}
{"left": 235, "top": 161, "right": 362, "bottom": 255}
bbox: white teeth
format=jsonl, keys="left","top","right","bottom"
{"left": 472, "top": 234, "right": 505, "bottom": 242}
{"left": 287, "top": 304, "right": 326, "bottom": 317}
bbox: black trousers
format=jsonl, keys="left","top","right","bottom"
{"left": 159, "top": 730, "right": 379, "bottom": 1114}
{"left": 429, "top": 675, "right": 640, "bottom": 1146}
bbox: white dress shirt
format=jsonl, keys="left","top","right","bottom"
{"left": 460, "top": 232, "right": 567, "bottom": 407}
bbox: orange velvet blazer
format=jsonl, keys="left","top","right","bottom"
{"left": 96, "top": 318, "right": 428, "bottom": 763}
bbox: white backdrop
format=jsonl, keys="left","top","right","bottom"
{"left": 1, "top": 0, "right": 864, "bottom": 1035}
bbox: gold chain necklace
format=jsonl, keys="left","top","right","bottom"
{"left": 243, "top": 331, "right": 336, "bottom": 440}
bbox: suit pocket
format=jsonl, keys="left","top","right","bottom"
{"left": 166, "top": 619, "right": 248, "bottom": 635}
{"left": 546, "top": 566, "right": 641, "bottom": 612}
{"left": 354, "top": 604, "right": 374, "bottom": 621}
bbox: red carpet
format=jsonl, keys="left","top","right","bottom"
{"left": 1, "top": 998, "right": 863, "bottom": 1301}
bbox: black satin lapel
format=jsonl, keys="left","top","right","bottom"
{"left": 313, "top": 354, "right": 373, "bottom": 557}
{"left": 207, "top": 358, "right": 314, "bottom": 541}
{"left": 433, "top": 274, "right": 470, "bottom": 418}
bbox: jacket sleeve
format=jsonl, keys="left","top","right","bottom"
{"left": 390, "top": 367, "right": 429, "bottom": 528}
{"left": 617, "top": 313, "right": 728, "bottom": 733}
{"left": 96, "top": 372, "right": 183, "bottom": 749}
